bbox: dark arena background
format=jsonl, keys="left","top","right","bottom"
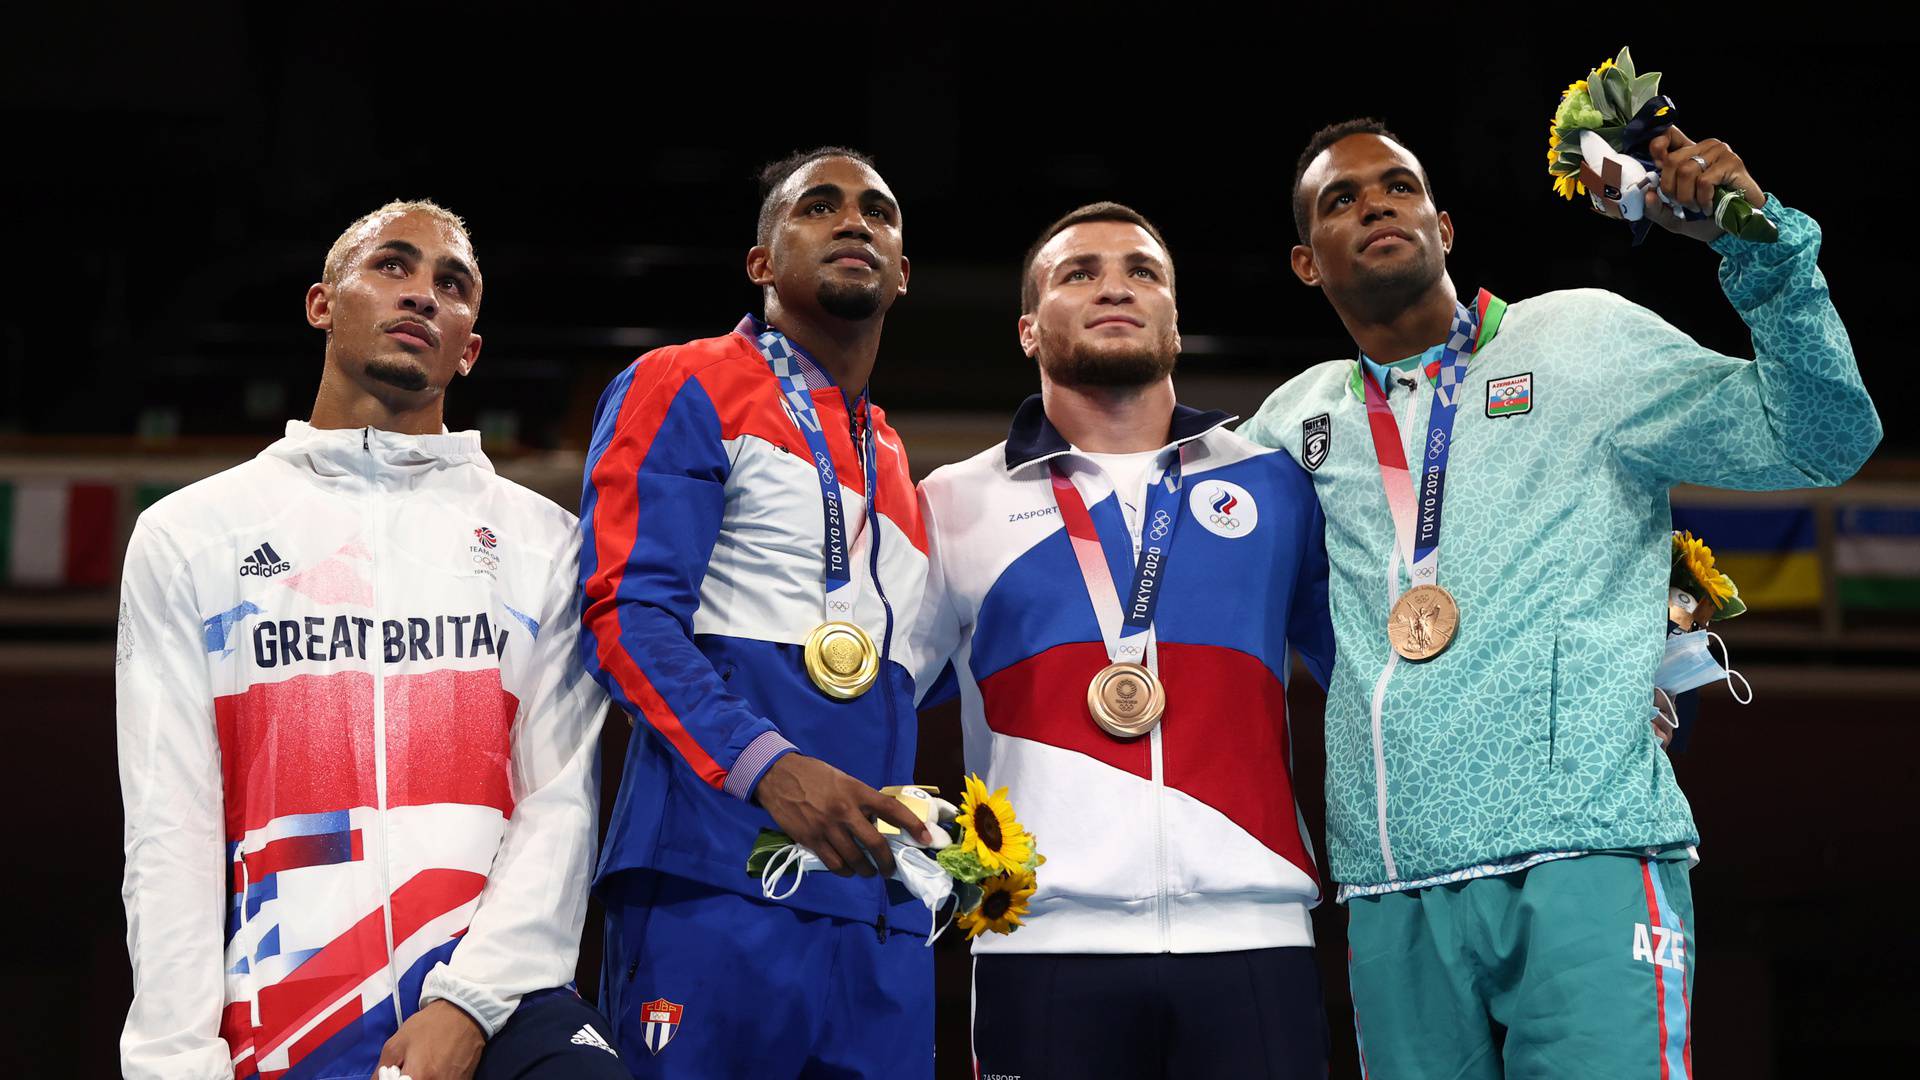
{"left": 5, "top": 9, "right": 1914, "bottom": 1076}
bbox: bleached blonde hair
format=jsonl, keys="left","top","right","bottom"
{"left": 321, "top": 199, "right": 479, "bottom": 295}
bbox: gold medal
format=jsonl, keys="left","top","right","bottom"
{"left": 1086, "top": 662, "right": 1165, "bottom": 738}
{"left": 803, "top": 621, "right": 879, "bottom": 700}
{"left": 1387, "top": 584, "right": 1460, "bottom": 661}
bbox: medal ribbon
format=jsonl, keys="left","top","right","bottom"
{"left": 1047, "top": 450, "right": 1185, "bottom": 667}
{"left": 753, "top": 328, "right": 879, "bottom": 624}
{"left": 1361, "top": 290, "right": 1492, "bottom": 588}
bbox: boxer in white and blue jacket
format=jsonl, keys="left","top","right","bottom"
{"left": 912, "top": 204, "right": 1337, "bottom": 1080}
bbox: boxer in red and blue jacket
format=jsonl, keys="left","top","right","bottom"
{"left": 578, "top": 147, "right": 937, "bottom": 1078}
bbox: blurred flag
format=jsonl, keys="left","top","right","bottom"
{"left": 1670, "top": 504, "right": 1821, "bottom": 609}
{"left": 135, "top": 483, "right": 177, "bottom": 511}
{"left": 1835, "top": 507, "right": 1920, "bottom": 611}
{"left": 0, "top": 480, "right": 119, "bottom": 587}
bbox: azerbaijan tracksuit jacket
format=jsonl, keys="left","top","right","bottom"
{"left": 116, "top": 421, "right": 607, "bottom": 1080}
{"left": 912, "top": 398, "right": 1337, "bottom": 953}
{"left": 1239, "top": 200, "right": 1881, "bottom": 893}
{"left": 579, "top": 316, "right": 932, "bottom": 933}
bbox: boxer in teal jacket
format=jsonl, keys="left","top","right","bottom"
{"left": 1239, "top": 118, "right": 1878, "bottom": 1078}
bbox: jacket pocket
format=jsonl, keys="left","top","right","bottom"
{"left": 1546, "top": 627, "right": 1563, "bottom": 766}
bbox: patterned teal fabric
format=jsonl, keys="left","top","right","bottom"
{"left": 1239, "top": 201, "right": 1880, "bottom": 889}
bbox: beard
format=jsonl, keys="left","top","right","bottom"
{"left": 1037, "top": 325, "right": 1179, "bottom": 389}
{"left": 1344, "top": 248, "right": 1447, "bottom": 323}
{"left": 817, "top": 278, "right": 883, "bottom": 321}
{"left": 364, "top": 355, "right": 430, "bottom": 393}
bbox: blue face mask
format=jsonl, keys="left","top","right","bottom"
{"left": 1655, "top": 629, "right": 1752, "bottom": 703}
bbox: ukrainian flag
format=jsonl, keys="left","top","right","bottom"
{"left": 1669, "top": 504, "right": 1822, "bottom": 609}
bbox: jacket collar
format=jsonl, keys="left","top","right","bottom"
{"left": 733, "top": 313, "right": 836, "bottom": 392}
{"left": 264, "top": 420, "right": 491, "bottom": 478}
{"left": 1002, "top": 393, "right": 1235, "bottom": 471}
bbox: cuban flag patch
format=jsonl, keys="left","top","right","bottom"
{"left": 640, "top": 998, "right": 684, "bottom": 1055}
{"left": 1486, "top": 372, "right": 1533, "bottom": 418}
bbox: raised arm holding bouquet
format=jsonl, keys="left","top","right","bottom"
{"left": 1548, "top": 47, "right": 1778, "bottom": 243}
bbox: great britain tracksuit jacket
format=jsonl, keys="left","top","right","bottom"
{"left": 116, "top": 422, "right": 607, "bottom": 1080}
{"left": 578, "top": 316, "right": 933, "bottom": 933}
{"left": 912, "top": 398, "right": 1337, "bottom": 954}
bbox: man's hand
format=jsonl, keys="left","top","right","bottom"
{"left": 754, "top": 754, "right": 931, "bottom": 878}
{"left": 1653, "top": 688, "right": 1679, "bottom": 749}
{"left": 1645, "top": 124, "right": 1766, "bottom": 243}
{"left": 374, "top": 999, "right": 485, "bottom": 1080}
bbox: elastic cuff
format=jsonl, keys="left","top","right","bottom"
{"left": 724, "top": 729, "right": 798, "bottom": 801}
{"left": 418, "top": 968, "right": 509, "bottom": 1039}
{"left": 1710, "top": 191, "right": 1788, "bottom": 256}
{"left": 418, "top": 991, "right": 496, "bottom": 1041}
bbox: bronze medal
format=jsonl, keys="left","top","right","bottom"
{"left": 1086, "top": 661, "right": 1165, "bottom": 738}
{"left": 803, "top": 621, "right": 879, "bottom": 700}
{"left": 1387, "top": 584, "right": 1459, "bottom": 661}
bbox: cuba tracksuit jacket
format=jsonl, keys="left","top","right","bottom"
{"left": 578, "top": 317, "right": 935, "bottom": 1072}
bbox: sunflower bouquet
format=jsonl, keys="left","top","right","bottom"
{"left": 940, "top": 774, "right": 1046, "bottom": 939}
{"left": 747, "top": 774, "right": 1044, "bottom": 942}
{"left": 1545, "top": 47, "right": 1777, "bottom": 243}
{"left": 1670, "top": 530, "right": 1746, "bottom": 630}
{"left": 1655, "top": 530, "right": 1753, "bottom": 745}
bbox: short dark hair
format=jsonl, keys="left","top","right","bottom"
{"left": 1020, "top": 201, "right": 1174, "bottom": 314}
{"left": 755, "top": 145, "right": 879, "bottom": 246}
{"left": 1290, "top": 118, "right": 1431, "bottom": 243}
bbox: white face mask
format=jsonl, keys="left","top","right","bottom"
{"left": 1655, "top": 629, "right": 1752, "bottom": 703}
{"left": 894, "top": 847, "right": 959, "bottom": 946}
{"left": 759, "top": 791, "right": 962, "bottom": 946}
{"left": 759, "top": 836, "right": 959, "bottom": 946}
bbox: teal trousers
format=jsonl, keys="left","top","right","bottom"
{"left": 1346, "top": 853, "right": 1694, "bottom": 1079}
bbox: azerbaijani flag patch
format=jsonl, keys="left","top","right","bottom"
{"left": 1486, "top": 372, "right": 1532, "bottom": 418}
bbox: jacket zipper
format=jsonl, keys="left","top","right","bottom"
{"left": 1150, "top": 700, "right": 1170, "bottom": 950}
{"left": 1366, "top": 383, "right": 1425, "bottom": 882}
{"left": 240, "top": 855, "right": 259, "bottom": 1027}
{"left": 856, "top": 405, "right": 899, "bottom": 941}
{"left": 365, "top": 428, "right": 404, "bottom": 1024}
{"left": 1146, "top": 483, "right": 1170, "bottom": 951}
{"left": 1115, "top": 459, "right": 1172, "bottom": 950}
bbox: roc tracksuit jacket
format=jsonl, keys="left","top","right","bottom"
{"left": 578, "top": 316, "right": 933, "bottom": 933}
{"left": 117, "top": 422, "right": 607, "bottom": 1080}
{"left": 913, "top": 398, "right": 1337, "bottom": 954}
{"left": 1239, "top": 200, "right": 1881, "bottom": 893}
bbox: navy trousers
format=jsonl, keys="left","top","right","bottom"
{"left": 971, "top": 947, "right": 1329, "bottom": 1080}
{"left": 475, "top": 987, "right": 629, "bottom": 1079}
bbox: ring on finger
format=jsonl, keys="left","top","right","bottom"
{"left": 1689, "top": 154, "right": 1709, "bottom": 170}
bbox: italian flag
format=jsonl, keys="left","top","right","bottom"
{"left": 0, "top": 481, "right": 120, "bottom": 587}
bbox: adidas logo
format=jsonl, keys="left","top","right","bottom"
{"left": 238, "top": 542, "right": 291, "bottom": 578}
{"left": 571, "top": 1023, "right": 618, "bottom": 1056}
